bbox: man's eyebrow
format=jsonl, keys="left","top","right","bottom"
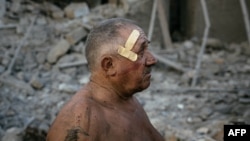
{"left": 138, "top": 34, "right": 150, "bottom": 43}
{"left": 141, "top": 40, "right": 150, "bottom": 46}
{"left": 137, "top": 41, "right": 149, "bottom": 52}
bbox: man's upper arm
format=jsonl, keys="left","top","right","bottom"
{"left": 46, "top": 102, "right": 97, "bottom": 141}
{"left": 63, "top": 101, "right": 102, "bottom": 141}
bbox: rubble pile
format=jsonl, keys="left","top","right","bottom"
{"left": 0, "top": 0, "right": 250, "bottom": 141}
{"left": 0, "top": 0, "right": 128, "bottom": 140}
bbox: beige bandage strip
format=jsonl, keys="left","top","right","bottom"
{"left": 118, "top": 29, "right": 140, "bottom": 61}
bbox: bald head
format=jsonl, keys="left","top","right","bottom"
{"left": 85, "top": 18, "right": 139, "bottom": 72}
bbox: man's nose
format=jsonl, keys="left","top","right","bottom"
{"left": 145, "top": 51, "right": 157, "bottom": 65}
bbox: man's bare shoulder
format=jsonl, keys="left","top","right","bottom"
{"left": 47, "top": 88, "right": 104, "bottom": 141}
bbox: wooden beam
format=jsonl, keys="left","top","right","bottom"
{"left": 157, "top": 0, "right": 173, "bottom": 48}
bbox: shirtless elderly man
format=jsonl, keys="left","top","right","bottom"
{"left": 46, "top": 18, "right": 164, "bottom": 141}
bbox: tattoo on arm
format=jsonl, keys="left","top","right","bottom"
{"left": 64, "top": 127, "right": 89, "bottom": 141}
{"left": 65, "top": 106, "right": 92, "bottom": 141}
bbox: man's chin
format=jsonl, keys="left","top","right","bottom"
{"left": 140, "top": 81, "right": 151, "bottom": 91}
{"left": 134, "top": 84, "right": 149, "bottom": 93}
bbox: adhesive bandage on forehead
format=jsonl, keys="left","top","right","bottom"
{"left": 118, "top": 29, "right": 140, "bottom": 61}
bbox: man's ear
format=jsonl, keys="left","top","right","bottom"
{"left": 101, "top": 56, "right": 116, "bottom": 76}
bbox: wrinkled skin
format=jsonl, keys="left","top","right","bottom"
{"left": 46, "top": 25, "right": 164, "bottom": 141}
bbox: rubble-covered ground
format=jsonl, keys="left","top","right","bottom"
{"left": 0, "top": 0, "right": 250, "bottom": 141}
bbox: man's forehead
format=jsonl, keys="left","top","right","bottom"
{"left": 132, "top": 28, "right": 147, "bottom": 39}
{"left": 117, "top": 29, "right": 138, "bottom": 61}
{"left": 117, "top": 28, "right": 148, "bottom": 61}
{"left": 134, "top": 30, "right": 150, "bottom": 47}
{"left": 120, "top": 26, "right": 144, "bottom": 37}
{"left": 138, "top": 30, "right": 147, "bottom": 39}
{"left": 126, "top": 28, "right": 148, "bottom": 42}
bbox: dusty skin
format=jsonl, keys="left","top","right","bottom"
{"left": 46, "top": 18, "right": 164, "bottom": 141}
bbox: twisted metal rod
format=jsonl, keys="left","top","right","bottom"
{"left": 191, "top": 0, "right": 211, "bottom": 87}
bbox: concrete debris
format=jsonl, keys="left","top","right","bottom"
{"left": 56, "top": 53, "right": 87, "bottom": 68}
{"left": 30, "top": 76, "right": 44, "bottom": 90}
{"left": 91, "top": 4, "right": 126, "bottom": 18}
{"left": 64, "top": 2, "right": 90, "bottom": 19}
{"left": 58, "top": 83, "right": 80, "bottom": 93}
{"left": 65, "top": 27, "right": 87, "bottom": 45}
{"left": 1, "top": 127, "right": 23, "bottom": 141}
{"left": 196, "top": 127, "right": 209, "bottom": 134}
{"left": 206, "top": 38, "right": 224, "bottom": 50}
{"left": 0, "top": 76, "right": 34, "bottom": 94}
{"left": 241, "top": 42, "right": 250, "bottom": 55}
{"left": 0, "top": 65, "right": 5, "bottom": 74}
{"left": 43, "top": 2, "right": 64, "bottom": 19}
{"left": 36, "top": 52, "right": 46, "bottom": 64}
{"left": 0, "top": 0, "right": 6, "bottom": 19}
{"left": 47, "top": 39, "right": 71, "bottom": 64}
{"left": 10, "top": 0, "right": 22, "bottom": 14}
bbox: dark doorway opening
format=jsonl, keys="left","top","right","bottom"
{"left": 169, "top": 0, "right": 183, "bottom": 42}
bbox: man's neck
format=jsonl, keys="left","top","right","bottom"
{"left": 87, "top": 75, "right": 132, "bottom": 104}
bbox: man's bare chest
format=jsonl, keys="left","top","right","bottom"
{"left": 99, "top": 108, "right": 154, "bottom": 141}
